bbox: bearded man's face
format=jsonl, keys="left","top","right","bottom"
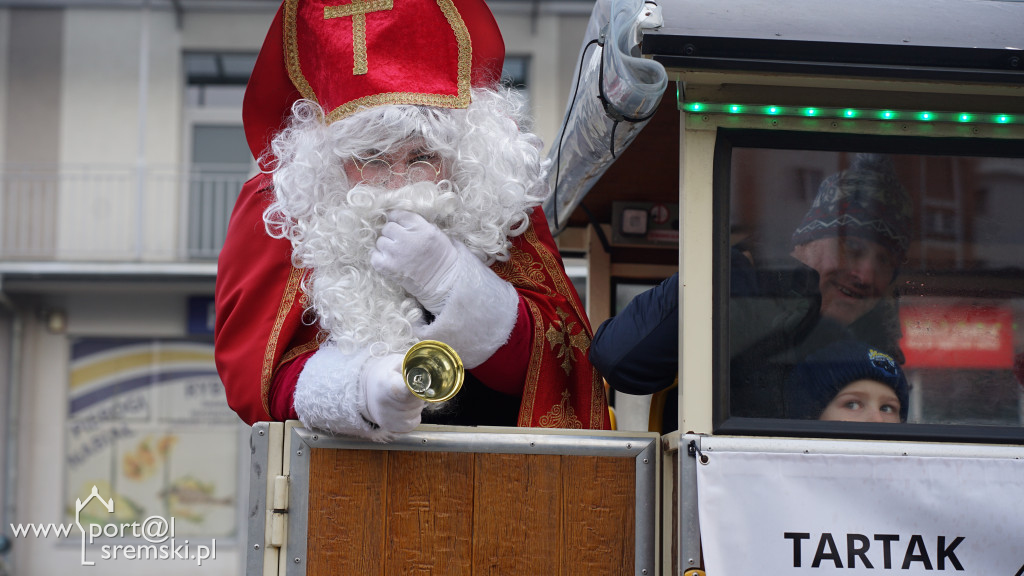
{"left": 287, "top": 138, "right": 515, "bottom": 357}
{"left": 299, "top": 170, "right": 456, "bottom": 355}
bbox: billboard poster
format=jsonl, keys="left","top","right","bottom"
{"left": 65, "top": 338, "right": 238, "bottom": 538}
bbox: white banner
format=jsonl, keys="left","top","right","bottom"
{"left": 696, "top": 449, "right": 1024, "bottom": 575}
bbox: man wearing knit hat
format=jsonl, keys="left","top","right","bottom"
{"left": 784, "top": 340, "right": 910, "bottom": 422}
{"left": 215, "top": 0, "right": 610, "bottom": 440}
{"left": 790, "top": 153, "right": 912, "bottom": 327}
{"left": 591, "top": 153, "right": 912, "bottom": 426}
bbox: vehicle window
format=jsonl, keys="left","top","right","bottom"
{"left": 727, "top": 145, "right": 1024, "bottom": 428}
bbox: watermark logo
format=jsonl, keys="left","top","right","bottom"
{"left": 10, "top": 484, "right": 216, "bottom": 567}
{"left": 76, "top": 485, "right": 114, "bottom": 565}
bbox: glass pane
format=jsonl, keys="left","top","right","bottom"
{"left": 184, "top": 51, "right": 255, "bottom": 108}
{"left": 191, "top": 125, "right": 250, "bottom": 166}
{"left": 615, "top": 282, "right": 659, "bottom": 314}
{"left": 183, "top": 52, "right": 218, "bottom": 78}
{"left": 184, "top": 51, "right": 254, "bottom": 84}
{"left": 220, "top": 53, "right": 257, "bottom": 78}
{"left": 502, "top": 55, "right": 529, "bottom": 89}
{"left": 189, "top": 125, "right": 249, "bottom": 259}
{"left": 728, "top": 147, "right": 1024, "bottom": 428}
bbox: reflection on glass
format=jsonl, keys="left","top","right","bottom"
{"left": 728, "top": 147, "right": 1024, "bottom": 427}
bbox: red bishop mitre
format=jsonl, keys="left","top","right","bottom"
{"left": 243, "top": 0, "right": 505, "bottom": 165}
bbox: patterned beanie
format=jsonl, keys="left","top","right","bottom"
{"left": 791, "top": 153, "right": 912, "bottom": 262}
{"left": 784, "top": 340, "right": 910, "bottom": 421}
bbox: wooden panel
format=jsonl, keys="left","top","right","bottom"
{"left": 305, "top": 448, "right": 639, "bottom": 575}
{"left": 472, "top": 453, "right": 562, "bottom": 573}
{"left": 385, "top": 451, "right": 475, "bottom": 575}
{"left": 307, "top": 448, "right": 387, "bottom": 576}
{"left": 562, "top": 455, "right": 637, "bottom": 576}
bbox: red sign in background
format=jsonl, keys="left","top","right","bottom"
{"left": 900, "top": 305, "right": 1015, "bottom": 369}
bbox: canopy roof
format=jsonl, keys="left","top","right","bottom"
{"left": 546, "top": 0, "right": 1024, "bottom": 235}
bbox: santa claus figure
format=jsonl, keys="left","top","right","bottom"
{"left": 215, "top": 0, "right": 609, "bottom": 440}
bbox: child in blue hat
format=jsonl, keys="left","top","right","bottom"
{"left": 784, "top": 340, "right": 910, "bottom": 422}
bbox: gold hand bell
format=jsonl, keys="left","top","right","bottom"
{"left": 401, "top": 340, "right": 464, "bottom": 402}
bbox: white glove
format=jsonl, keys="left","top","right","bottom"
{"left": 414, "top": 243, "right": 521, "bottom": 369}
{"left": 370, "top": 210, "right": 460, "bottom": 314}
{"left": 360, "top": 353, "right": 426, "bottom": 434}
{"left": 370, "top": 210, "right": 520, "bottom": 370}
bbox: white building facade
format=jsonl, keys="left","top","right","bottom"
{"left": 0, "top": 1, "right": 594, "bottom": 574}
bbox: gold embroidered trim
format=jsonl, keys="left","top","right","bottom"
{"left": 538, "top": 390, "right": 583, "bottom": 429}
{"left": 325, "top": 91, "right": 468, "bottom": 124}
{"left": 286, "top": 0, "right": 474, "bottom": 123}
{"left": 323, "top": 0, "right": 393, "bottom": 18}
{"left": 523, "top": 223, "right": 587, "bottom": 326}
{"left": 351, "top": 14, "right": 368, "bottom": 74}
{"left": 492, "top": 245, "right": 554, "bottom": 297}
{"left": 437, "top": 0, "right": 473, "bottom": 104}
{"left": 589, "top": 361, "right": 607, "bottom": 429}
{"left": 517, "top": 298, "right": 547, "bottom": 426}
{"left": 544, "top": 308, "right": 591, "bottom": 376}
{"left": 324, "top": 0, "right": 394, "bottom": 76}
{"left": 284, "top": 0, "right": 319, "bottom": 106}
{"left": 280, "top": 339, "right": 321, "bottom": 366}
{"left": 261, "top": 265, "right": 306, "bottom": 416}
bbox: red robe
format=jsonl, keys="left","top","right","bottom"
{"left": 214, "top": 174, "right": 610, "bottom": 430}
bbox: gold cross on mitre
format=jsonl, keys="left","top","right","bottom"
{"left": 545, "top": 308, "right": 591, "bottom": 375}
{"left": 324, "top": 0, "right": 394, "bottom": 75}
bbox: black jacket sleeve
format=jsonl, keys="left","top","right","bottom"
{"left": 589, "top": 273, "right": 679, "bottom": 395}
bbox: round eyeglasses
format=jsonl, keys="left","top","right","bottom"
{"left": 355, "top": 157, "right": 443, "bottom": 187}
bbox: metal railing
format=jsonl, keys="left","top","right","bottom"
{"left": 0, "top": 163, "right": 252, "bottom": 262}
{"left": 187, "top": 167, "right": 248, "bottom": 260}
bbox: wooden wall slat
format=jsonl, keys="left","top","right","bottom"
{"left": 472, "top": 453, "right": 562, "bottom": 573}
{"left": 305, "top": 448, "right": 640, "bottom": 576}
{"left": 307, "top": 448, "right": 387, "bottom": 576}
{"left": 561, "top": 455, "right": 637, "bottom": 576}
{"left": 385, "top": 451, "right": 475, "bottom": 575}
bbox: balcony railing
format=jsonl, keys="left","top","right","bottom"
{"left": 0, "top": 163, "right": 253, "bottom": 263}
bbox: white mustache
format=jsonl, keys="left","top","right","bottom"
{"left": 345, "top": 180, "right": 461, "bottom": 230}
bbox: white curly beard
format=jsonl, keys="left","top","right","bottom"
{"left": 265, "top": 90, "right": 549, "bottom": 361}
{"left": 291, "top": 178, "right": 516, "bottom": 357}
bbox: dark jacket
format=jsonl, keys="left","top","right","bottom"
{"left": 590, "top": 273, "right": 679, "bottom": 397}
{"left": 590, "top": 249, "right": 905, "bottom": 430}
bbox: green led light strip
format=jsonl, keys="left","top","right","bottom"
{"left": 682, "top": 102, "right": 1019, "bottom": 125}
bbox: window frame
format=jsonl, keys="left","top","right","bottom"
{"left": 711, "top": 128, "right": 1024, "bottom": 444}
